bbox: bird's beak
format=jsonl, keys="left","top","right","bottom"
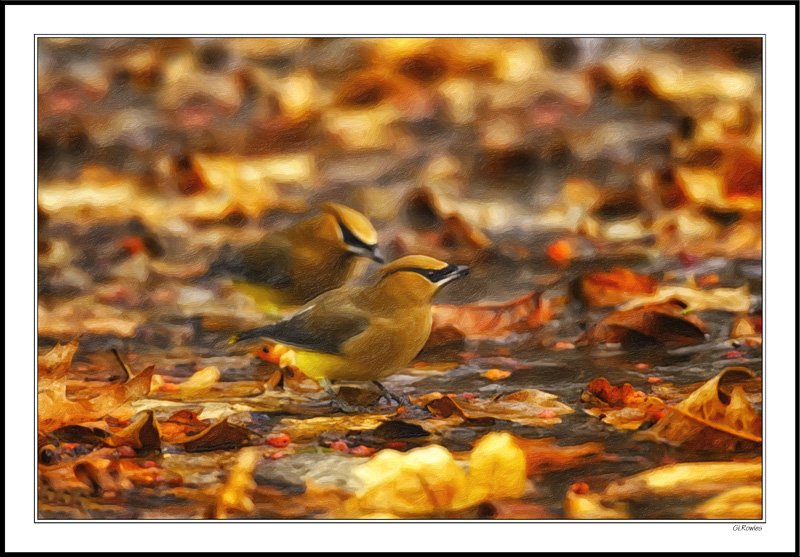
{"left": 435, "top": 264, "right": 469, "bottom": 286}
{"left": 347, "top": 244, "right": 385, "bottom": 263}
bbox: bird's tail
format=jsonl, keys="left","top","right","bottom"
{"left": 228, "top": 324, "right": 277, "bottom": 345}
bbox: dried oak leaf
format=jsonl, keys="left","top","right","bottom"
{"left": 159, "top": 410, "right": 210, "bottom": 443}
{"left": 38, "top": 341, "right": 154, "bottom": 433}
{"left": 414, "top": 389, "right": 572, "bottom": 427}
{"left": 171, "top": 418, "right": 254, "bottom": 452}
{"left": 581, "top": 298, "right": 708, "bottom": 347}
{"left": 639, "top": 367, "right": 762, "bottom": 451}
{"left": 579, "top": 267, "right": 657, "bottom": 308}
{"left": 37, "top": 338, "right": 80, "bottom": 380}
{"left": 430, "top": 292, "right": 557, "bottom": 347}
{"left": 102, "top": 410, "right": 161, "bottom": 452}
{"left": 581, "top": 378, "right": 668, "bottom": 431}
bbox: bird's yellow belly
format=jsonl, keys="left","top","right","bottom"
{"left": 231, "top": 281, "right": 293, "bottom": 318}
{"left": 294, "top": 350, "right": 401, "bottom": 382}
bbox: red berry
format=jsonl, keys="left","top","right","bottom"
{"left": 266, "top": 433, "right": 291, "bottom": 448}
{"left": 329, "top": 441, "right": 348, "bottom": 452}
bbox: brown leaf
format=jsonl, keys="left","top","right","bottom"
{"left": 37, "top": 338, "right": 80, "bottom": 380}
{"left": 579, "top": 267, "right": 657, "bottom": 308}
{"left": 415, "top": 390, "right": 572, "bottom": 427}
{"left": 512, "top": 437, "right": 608, "bottom": 475}
{"left": 582, "top": 299, "right": 708, "bottom": 347}
{"left": 430, "top": 292, "right": 557, "bottom": 346}
{"left": 38, "top": 346, "right": 154, "bottom": 433}
{"left": 172, "top": 418, "right": 253, "bottom": 452}
{"left": 103, "top": 411, "right": 161, "bottom": 452}
{"left": 640, "top": 367, "right": 762, "bottom": 451}
{"left": 581, "top": 378, "right": 668, "bottom": 431}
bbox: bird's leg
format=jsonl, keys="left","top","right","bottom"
{"left": 319, "top": 378, "right": 371, "bottom": 414}
{"left": 372, "top": 381, "right": 411, "bottom": 407}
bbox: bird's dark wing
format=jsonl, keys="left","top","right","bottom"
{"left": 231, "top": 288, "right": 370, "bottom": 355}
{"left": 211, "top": 235, "right": 294, "bottom": 288}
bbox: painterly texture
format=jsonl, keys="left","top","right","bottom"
{"left": 37, "top": 37, "right": 762, "bottom": 520}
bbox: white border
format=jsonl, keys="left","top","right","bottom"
{"left": 6, "top": 3, "right": 796, "bottom": 553}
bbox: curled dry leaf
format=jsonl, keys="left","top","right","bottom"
{"left": 581, "top": 378, "right": 668, "bottom": 431}
{"left": 604, "top": 458, "right": 761, "bottom": 501}
{"left": 564, "top": 489, "right": 630, "bottom": 519}
{"left": 351, "top": 432, "right": 526, "bottom": 517}
{"left": 684, "top": 485, "right": 762, "bottom": 519}
{"left": 579, "top": 267, "right": 657, "bottom": 308}
{"left": 414, "top": 389, "right": 572, "bottom": 427}
{"left": 102, "top": 411, "right": 161, "bottom": 452}
{"left": 37, "top": 338, "right": 80, "bottom": 380}
{"left": 730, "top": 314, "right": 762, "bottom": 344}
{"left": 640, "top": 367, "right": 762, "bottom": 451}
{"left": 152, "top": 366, "right": 265, "bottom": 401}
{"left": 430, "top": 292, "right": 557, "bottom": 347}
{"left": 619, "top": 284, "right": 751, "bottom": 314}
{"left": 171, "top": 418, "right": 254, "bottom": 452}
{"left": 582, "top": 299, "right": 709, "bottom": 347}
{"left": 38, "top": 340, "right": 155, "bottom": 432}
{"left": 158, "top": 410, "right": 210, "bottom": 443}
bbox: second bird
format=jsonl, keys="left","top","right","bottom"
{"left": 211, "top": 203, "right": 383, "bottom": 316}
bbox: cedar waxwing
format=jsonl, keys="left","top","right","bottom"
{"left": 211, "top": 203, "right": 383, "bottom": 316}
{"left": 231, "top": 255, "right": 469, "bottom": 412}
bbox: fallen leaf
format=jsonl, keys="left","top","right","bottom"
{"left": 38, "top": 340, "right": 154, "bottom": 432}
{"left": 640, "top": 367, "right": 762, "bottom": 451}
{"left": 512, "top": 437, "right": 608, "bottom": 475}
{"left": 414, "top": 389, "right": 572, "bottom": 427}
{"left": 684, "top": 485, "right": 762, "bottom": 519}
{"left": 482, "top": 369, "right": 511, "bottom": 381}
{"left": 102, "top": 411, "right": 161, "bottom": 452}
{"left": 581, "top": 378, "right": 668, "bottom": 431}
{"left": 564, "top": 488, "right": 630, "bottom": 519}
{"left": 152, "top": 366, "right": 265, "bottom": 401}
{"left": 430, "top": 292, "right": 557, "bottom": 346}
{"left": 350, "top": 432, "right": 527, "bottom": 516}
{"left": 604, "top": 459, "right": 761, "bottom": 500}
{"left": 579, "top": 267, "right": 657, "bottom": 307}
{"left": 582, "top": 299, "right": 709, "bottom": 347}
{"left": 274, "top": 415, "right": 392, "bottom": 444}
{"left": 619, "top": 284, "right": 751, "bottom": 313}
{"left": 172, "top": 418, "right": 254, "bottom": 452}
{"left": 37, "top": 338, "right": 80, "bottom": 380}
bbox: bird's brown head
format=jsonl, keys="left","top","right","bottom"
{"left": 318, "top": 203, "right": 383, "bottom": 263}
{"left": 375, "top": 255, "right": 469, "bottom": 304}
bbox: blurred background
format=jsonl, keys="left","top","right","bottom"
{"left": 37, "top": 37, "right": 762, "bottom": 354}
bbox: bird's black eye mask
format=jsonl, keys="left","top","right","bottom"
{"left": 384, "top": 264, "right": 465, "bottom": 283}
{"left": 336, "top": 218, "right": 375, "bottom": 251}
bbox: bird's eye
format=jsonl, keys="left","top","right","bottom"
{"left": 338, "top": 219, "right": 373, "bottom": 251}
